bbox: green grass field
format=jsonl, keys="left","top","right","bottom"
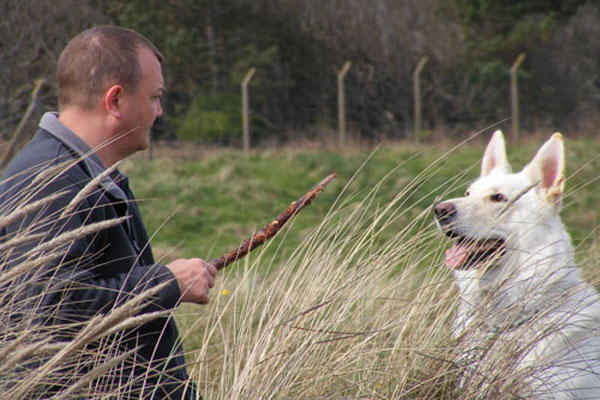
{"left": 118, "top": 135, "right": 600, "bottom": 398}
{"left": 5, "top": 134, "right": 600, "bottom": 398}
{"left": 125, "top": 135, "right": 600, "bottom": 269}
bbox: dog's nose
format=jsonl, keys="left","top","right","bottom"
{"left": 434, "top": 202, "right": 456, "bottom": 224}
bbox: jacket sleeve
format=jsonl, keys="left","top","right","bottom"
{"left": 2, "top": 170, "right": 181, "bottom": 324}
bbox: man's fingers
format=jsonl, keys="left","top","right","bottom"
{"left": 207, "top": 263, "right": 217, "bottom": 278}
{"left": 198, "top": 294, "right": 210, "bottom": 304}
{"left": 199, "top": 258, "right": 217, "bottom": 276}
{"left": 166, "top": 257, "right": 219, "bottom": 304}
{"left": 198, "top": 259, "right": 216, "bottom": 289}
{"left": 203, "top": 267, "right": 215, "bottom": 289}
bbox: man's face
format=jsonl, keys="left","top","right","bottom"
{"left": 119, "top": 47, "right": 165, "bottom": 153}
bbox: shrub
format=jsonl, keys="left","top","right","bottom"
{"left": 176, "top": 92, "right": 241, "bottom": 143}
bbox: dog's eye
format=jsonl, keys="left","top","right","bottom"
{"left": 490, "top": 193, "right": 508, "bottom": 202}
{"left": 465, "top": 190, "right": 470, "bottom": 197}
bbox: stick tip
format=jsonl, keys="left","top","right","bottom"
{"left": 323, "top": 172, "right": 337, "bottom": 183}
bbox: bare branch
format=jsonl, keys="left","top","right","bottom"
{"left": 211, "top": 173, "right": 336, "bottom": 270}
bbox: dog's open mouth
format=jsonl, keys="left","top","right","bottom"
{"left": 445, "top": 235, "right": 505, "bottom": 270}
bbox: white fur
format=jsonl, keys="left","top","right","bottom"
{"left": 436, "top": 131, "right": 600, "bottom": 399}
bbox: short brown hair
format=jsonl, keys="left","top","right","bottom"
{"left": 57, "top": 25, "right": 163, "bottom": 110}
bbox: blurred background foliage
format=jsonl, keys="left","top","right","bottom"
{"left": 177, "top": 93, "right": 242, "bottom": 143}
{"left": 2, "top": 0, "right": 599, "bottom": 145}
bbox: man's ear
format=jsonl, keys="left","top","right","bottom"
{"left": 104, "top": 85, "right": 124, "bottom": 119}
{"left": 524, "top": 133, "right": 565, "bottom": 203}
{"left": 481, "top": 130, "right": 512, "bottom": 176}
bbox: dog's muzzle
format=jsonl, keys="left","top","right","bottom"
{"left": 433, "top": 201, "right": 505, "bottom": 270}
{"left": 434, "top": 201, "right": 456, "bottom": 227}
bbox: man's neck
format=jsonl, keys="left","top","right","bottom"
{"left": 58, "top": 107, "right": 119, "bottom": 167}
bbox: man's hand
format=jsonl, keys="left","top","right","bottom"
{"left": 166, "top": 258, "right": 217, "bottom": 304}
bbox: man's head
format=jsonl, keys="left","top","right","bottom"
{"left": 58, "top": 25, "right": 163, "bottom": 111}
{"left": 57, "top": 26, "right": 165, "bottom": 164}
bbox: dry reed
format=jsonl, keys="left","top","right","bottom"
{"left": 2, "top": 141, "right": 599, "bottom": 399}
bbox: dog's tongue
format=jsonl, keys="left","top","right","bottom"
{"left": 445, "top": 243, "right": 471, "bottom": 269}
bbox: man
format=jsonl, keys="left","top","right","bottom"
{"left": 0, "top": 26, "right": 216, "bottom": 399}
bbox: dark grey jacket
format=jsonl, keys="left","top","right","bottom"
{"left": 0, "top": 114, "right": 196, "bottom": 399}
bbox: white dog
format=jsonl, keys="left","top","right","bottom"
{"left": 434, "top": 131, "right": 600, "bottom": 399}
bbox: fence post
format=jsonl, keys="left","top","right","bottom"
{"left": 242, "top": 68, "right": 256, "bottom": 153}
{"left": 337, "top": 61, "right": 352, "bottom": 144}
{"left": 413, "top": 56, "right": 428, "bottom": 143}
{"left": 1, "top": 78, "right": 44, "bottom": 168}
{"left": 510, "top": 53, "right": 526, "bottom": 142}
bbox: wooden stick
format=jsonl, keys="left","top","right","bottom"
{"left": 211, "top": 173, "right": 337, "bottom": 270}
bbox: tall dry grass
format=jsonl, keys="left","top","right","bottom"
{"left": 2, "top": 140, "right": 600, "bottom": 399}
{"left": 169, "top": 152, "right": 502, "bottom": 399}
{"left": 179, "top": 188, "right": 461, "bottom": 399}
{"left": 0, "top": 161, "right": 171, "bottom": 399}
{"left": 172, "top": 143, "right": 600, "bottom": 399}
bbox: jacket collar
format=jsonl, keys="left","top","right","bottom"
{"left": 39, "top": 112, "right": 128, "bottom": 202}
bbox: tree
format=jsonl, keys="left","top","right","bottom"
{"left": 0, "top": 0, "right": 110, "bottom": 139}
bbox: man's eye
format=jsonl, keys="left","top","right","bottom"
{"left": 490, "top": 193, "right": 508, "bottom": 202}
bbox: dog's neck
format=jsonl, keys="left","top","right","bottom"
{"left": 453, "top": 220, "right": 578, "bottom": 335}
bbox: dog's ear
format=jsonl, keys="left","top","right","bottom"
{"left": 481, "top": 130, "right": 512, "bottom": 176}
{"left": 525, "top": 133, "right": 565, "bottom": 203}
